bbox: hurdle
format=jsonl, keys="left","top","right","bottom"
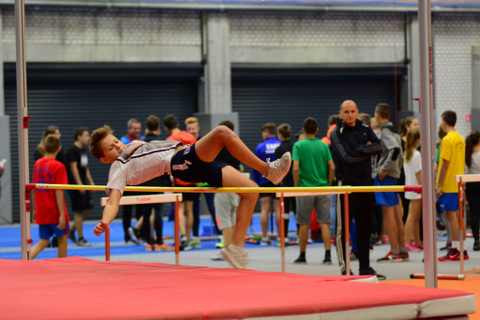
{"left": 276, "top": 191, "right": 349, "bottom": 274}
{"left": 410, "top": 174, "right": 480, "bottom": 281}
{"left": 457, "top": 174, "right": 480, "bottom": 276}
{"left": 100, "top": 193, "right": 182, "bottom": 263}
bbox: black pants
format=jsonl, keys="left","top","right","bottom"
{"left": 336, "top": 181, "right": 374, "bottom": 273}
{"left": 122, "top": 191, "right": 142, "bottom": 242}
{"left": 466, "top": 182, "right": 480, "bottom": 242}
{"left": 193, "top": 193, "right": 219, "bottom": 236}
{"left": 140, "top": 203, "right": 164, "bottom": 245}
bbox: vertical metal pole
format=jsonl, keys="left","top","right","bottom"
{"left": 105, "top": 227, "right": 110, "bottom": 261}
{"left": 280, "top": 193, "right": 285, "bottom": 273}
{"left": 458, "top": 179, "right": 465, "bottom": 276}
{"left": 15, "top": 0, "right": 31, "bottom": 260}
{"left": 345, "top": 192, "right": 351, "bottom": 276}
{"left": 418, "top": 0, "right": 438, "bottom": 288}
{"left": 175, "top": 195, "right": 180, "bottom": 265}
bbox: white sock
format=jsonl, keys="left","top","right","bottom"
{"left": 229, "top": 244, "right": 244, "bottom": 253}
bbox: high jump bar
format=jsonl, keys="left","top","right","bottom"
{"left": 26, "top": 183, "right": 421, "bottom": 194}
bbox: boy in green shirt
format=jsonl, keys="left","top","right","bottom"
{"left": 292, "top": 117, "right": 335, "bottom": 264}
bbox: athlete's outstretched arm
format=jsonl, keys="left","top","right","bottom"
{"left": 93, "top": 189, "right": 121, "bottom": 235}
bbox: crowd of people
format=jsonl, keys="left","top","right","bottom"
{"left": 28, "top": 100, "right": 480, "bottom": 280}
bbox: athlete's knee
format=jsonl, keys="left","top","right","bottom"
{"left": 239, "top": 191, "right": 258, "bottom": 203}
{"left": 214, "top": 125, "right": 236, "bottom": 140}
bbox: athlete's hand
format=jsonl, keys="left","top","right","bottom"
{"left": 93, "top": 221, "right": 108, "bottom": 236}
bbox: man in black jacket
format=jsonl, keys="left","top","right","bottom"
{"left": 330, "top": 100, "right": 385, "bottom": 280}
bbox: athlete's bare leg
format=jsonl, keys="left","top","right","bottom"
{"left": 194, "top": 126, "right": 268, "bottom": 176}
{"left": 221, "top": 166, "right": 258, "bottom": 249}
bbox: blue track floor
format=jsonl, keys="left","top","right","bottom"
{"left": 0, "top": 214, "right": 298, "bottom": 260}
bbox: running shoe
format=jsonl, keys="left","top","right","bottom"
{"left": 322, "top": 257, "right": 332, "bottom": 265}
{"left": 474, "top": 241, "right": 480, "bottom": 251}
{"left": 221, "top": 244, "right": 248, "bottom": 269}
{"left": 377, "top": 251, "right": 403, "bottom": 263}
{"left": 439, "top": 248, "right": 469, "bottom": 261}
{"left": 179, "top": 240, "right": 192, "bottom": 251}
{"left": 266, "top": 152, "right": 291, "bottom": 185}
{"left": 155, "top": 243, "right": 175, "bottom": 251}
{"left": 210, "top": 252, "right": 225, "bottom": 261}
{"left": 400, "top": 251, "right": 409, "bottom": 261}
{"left": 128, "top": 227, "right": 140, "bottom": 245}
{"left": 188, "top": 237, "right": 202, "bottom": 249}
{"left": 77, "top": 237, "right": 92, "bottom": 247}
{"left": 359, "top": 267, "right": 386, "bottom": 281}
{"left": 261, "top": 238, "right": 272, "bottom": 246}
{"left": 68, "top": 231, "right": 77, "bottom": 244}
{"left": 294, "top": 255, "right": 306, "bottom": 264}
{"left": 406, "top": 244, "right": 422, "bottom": 252}
{"left": 215, "top": 236, "right": 224, "bottom": 248}
{"left": 146, "top": 243, "right": 154, "bottom": 251}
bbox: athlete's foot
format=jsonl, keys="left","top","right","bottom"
{"left": 266, "top": 152, "right": 291, "bottom": 185}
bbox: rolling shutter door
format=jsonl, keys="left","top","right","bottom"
{"left": 6, "top": 75, "right": 198, "bottom": 223}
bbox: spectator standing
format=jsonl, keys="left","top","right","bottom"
{"left": 139, "top": 116, "right": 174, "bottom": 251}
{"left": 275, "top": 123, "right": 296, "bottom": 241}
{"left": 252, "top": 123, "right": 282, "bottom": 246}
{"left": 321, "top": 115, "right": 340, "bottom": 239}
{"left": 403, "top": 129, "right": 423, "bottom": 252}
{"left": 185, "top": 116, "right": 219, "bottom": 244}
{"left": 31, "top": 134, "right": 70, "bottom": 259}
{"left": 330, "top": 100, "right": 384, "bottom": 279}
{"left": 211, "top": 120, "right": 241, "bottom": 260}
{"left": 164, "top": 115, "right": 197, "bottom": 250}
{"left": 67, "top": 127, "right": 95, "bottom": 246}
{"left": 35, "top": 125, "right": 67, "bottom": 166}
{"left": 120, "top": 118, "right": 144, "bottom": 244}
{"left": 292, "top": 117, "right": 334, "bottom": 264}
{"left": 398, "top": 116, "right": 420, "bottom": 224}
{"left": 437, "top": 110, "right": 468, "bottom": 261}
{"left": 34, "top": 125, "right": 67, "bottom": 248}
{"left": 465, "top": 131, "right": 480, "bottom": 251}
{"left": 0, "top": 159, "right": 5, "bottom": 203}
{"left": 374, "top": 103, "right": 408, "bottom": 263}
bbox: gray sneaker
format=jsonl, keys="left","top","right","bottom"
{"left": 266, "top": 152, "right": 291, "bottom": 185}
{"left": 77, "top": 237, "right": 92, "bottom": 247}
{"left": 221, "top": 244, "right": 248, "bottom": 269}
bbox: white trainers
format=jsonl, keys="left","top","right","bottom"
{"left": 266, "top": 152, "right": 292, "bottom": 185}
{"left": 221, "top": 244, "right": 248, "bottom": 269}
{"left": 210, "top": 252, "right": 225, "bottom": 261}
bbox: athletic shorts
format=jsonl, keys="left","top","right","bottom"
{"left": 39, "top": 223, "right": 69, "bottom": 240}
{"left": 295, "top": 195, "right": 331, "bottom": 225}
{"left": 171, "top": 144, "right": 227, "bottom": 187}
{"left": 259, "top": 182, "right": 278, "bottom": 198}
{"left": 374, "top": 176, "right": 399, "bottom": 207}
{"left": 215, "top": 193, "right": 240, "bottom": 230}
{"left": 439, "top": 193, "right": 459, "bottom": 211}
{"left": 69, "top": 190, "right": 93, "bottom": 212}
